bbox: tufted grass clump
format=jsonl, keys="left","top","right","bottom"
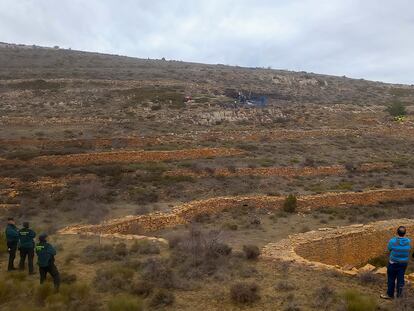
{"left": 341, "top": 289, "right": 377, "bottom": 311}
{"left": 108, "top": 294, "right": 143, "bottom": 311}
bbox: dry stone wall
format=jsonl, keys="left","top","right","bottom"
{"left": 262, "top": 219, "right": 414, "bottom": 273}
{"left": 164, "top": 162, "right": 392, "bottom": 178}
{"left": 60, "top": 188, "right": 414, "bottom": 236}
{"left": 2, "top": 148, "right": 243, "bottom": 167}
{"left": 2, "top": 125, "right": 414, "bottom": 149}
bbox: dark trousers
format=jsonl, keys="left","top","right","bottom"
{"left": 7, "top": 241, "right": 17, "bottom": 271}
{"left": 19, "top": 247, "right": 34, "bottom": 273}
{"left": 39, "top": 264, "right": 60, "bottom": 291}
{"left": 387, "top": 262, "right": 407, "bottom": 298}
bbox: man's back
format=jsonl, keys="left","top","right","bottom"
{"left": 35, "top": 241, "right": 56, "bottom": 267}
{"left": 388, "top": 236, "right": 411, "bottom": 263}
{"left": 19, "top": 228, "right": 36, "bottom": 249}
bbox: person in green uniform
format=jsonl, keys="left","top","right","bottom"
{"left": 35, "top": 233, "right": 60, "bottom": 291}
{"left": 5, "top": 217, "right": 19, "bottom": 271}
{"left": 18, "top": 222, "right": 36, "bottom": 274}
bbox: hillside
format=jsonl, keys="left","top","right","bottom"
{"left": 1, "top": 43, "right": 414, "bottom": 311}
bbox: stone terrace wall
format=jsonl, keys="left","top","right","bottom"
{"left": 60, "top": 188, "right": 414, "bottom": 236}
{"left": 262, "top": 219, "right": 414, "bottom": 272}
{"left": 164, "top": 162, "right": 392, "bottom": 178}
{"left": 3, "top": 125, "right": 414, "bottom": 149}
{"left": 2, "top": 148, "right": 243, "bottom": 167}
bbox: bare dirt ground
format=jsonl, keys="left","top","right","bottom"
{"left": 1, "top": 44, "right": 414, "bottom": 310}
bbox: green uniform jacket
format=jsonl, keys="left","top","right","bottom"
{"left": 19, "top": 228, "right": 36, "bottom": 249}
{"left": 5, "top": 224, "right": 19, "bottom": 243}
{"left": 35, "top": 242, "right": 57, "bottom": 267}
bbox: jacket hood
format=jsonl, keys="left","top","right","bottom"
{"left": 396, "top": 237, "right": 411, "bottom": 246}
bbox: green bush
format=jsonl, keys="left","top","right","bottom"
{"left": 108, "top": 294, "right": 143, "bottom": 311}
{"left": 386, "top": 102, "right": 407, "bottom": 117}
{"left": 341, "top": 290, "right": 377, "bottom": 311}
{"left": 283, "top": 194, "right": 297, "bottom": 213}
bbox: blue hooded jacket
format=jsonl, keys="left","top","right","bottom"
{"left": 388, "top": 236, "right": 411, "bottom": 263}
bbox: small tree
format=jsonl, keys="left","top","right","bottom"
{"left": 386, "top": 102, "right": 406, "bottom": 117}
{"left": 283, "top": 194, "right": 297, "bottom": 213}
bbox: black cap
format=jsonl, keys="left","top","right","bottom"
{"left": 23, "top": 222, "right": 29, "bottom": 228}
{"left": 7, "top": 217, "right": 14, "bottom": 221}
{"left": 39, "top": 233, "right": 48, "bottom": 241}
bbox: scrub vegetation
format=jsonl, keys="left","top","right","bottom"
{"left": 1, "top": 43, "right": 414, "bottom": 310}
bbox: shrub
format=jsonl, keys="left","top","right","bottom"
{"left": 275, "top": 280, "right": 296, "bottom": 291}
{"left": 283, "top": 194, "right": 297, "bottom": 213}
{"left": 314, "top": 285, "right": 336, "bottom": 309}
{"left": 166, "top": 233, "right": 185, "bottom": 249}
{"left": 149, "top": 289, "right": 175, "bottom": 308}
{"left": 0, "top": 279, "right": 17, "bottom": 303}
{"left": 141, "top": 258, "right": 175, "bottom": 289}
{"left": 60, "top": 272, "right": 77, "bottom": 284}
{"left": 35, "top": 283, "right": 54, "bottom": 305}
{"left": 193, "top": 212, "right": 211, "bottom": 223}
{"left": 81, "top": 243, "right": 127, "bottom": 264}
{"left": 169, "top": 229, "right": 232, "bottom": 279}
{"left": 208, "top": 242, "right": 232, "bottom": 257}
{"left": 358, "top": 272, "right": 382, "bottom": 285}
{"left": 222, "top": 221, "right": 238, "bottom": 231}
{"left": 131, "top": 280, "right": 153, "bottom": 297}
{"left": 230, "top": 282, "right": 260, "bottom": 304}
{"left": 303, "top": 157, "right": 316, "bottom": 167}
{"left": 114, "top": 243, "right": 128, "bottom": 257}
{"left": 242, "top": 245, "right": 260, "bottom": 260}
{"left": 341, "top": 290, "right": 377, "bottom": 311}
{"left": 94, "top": 266, "right": 135, "bottom": 292}
{"left": 386, "top": 101, "right": 407, "bottom": 117}
{"left": 344, "top": 162, "right": 356, "bottom": 172}
{"left": 130, "top": 240, "right": 160, "bottom": 255}
{"left": 108, "top": 294, "right": 143, "bottom": 311}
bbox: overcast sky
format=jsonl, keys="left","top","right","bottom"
{"left": 1, "top": 0, "right": 413, "bottom": 84}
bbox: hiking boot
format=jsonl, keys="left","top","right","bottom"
{"left": 380, "top": 294, "right": 393, "bottom": 300}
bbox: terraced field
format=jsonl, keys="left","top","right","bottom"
{"left": 1, "top": 44, "right": 414, "bottom": 311}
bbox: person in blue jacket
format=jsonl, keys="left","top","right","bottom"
{"left": 381, "top": 226, "right": 412, "bottom": 299}
{"left": 18, "top": 221, "right": 36, "bottom": 274}
{"left": 35, "top": 233, "right": 60, "bottom": 291}
{"left": 5, "top": 217, "right": 19, "bottom": 271}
